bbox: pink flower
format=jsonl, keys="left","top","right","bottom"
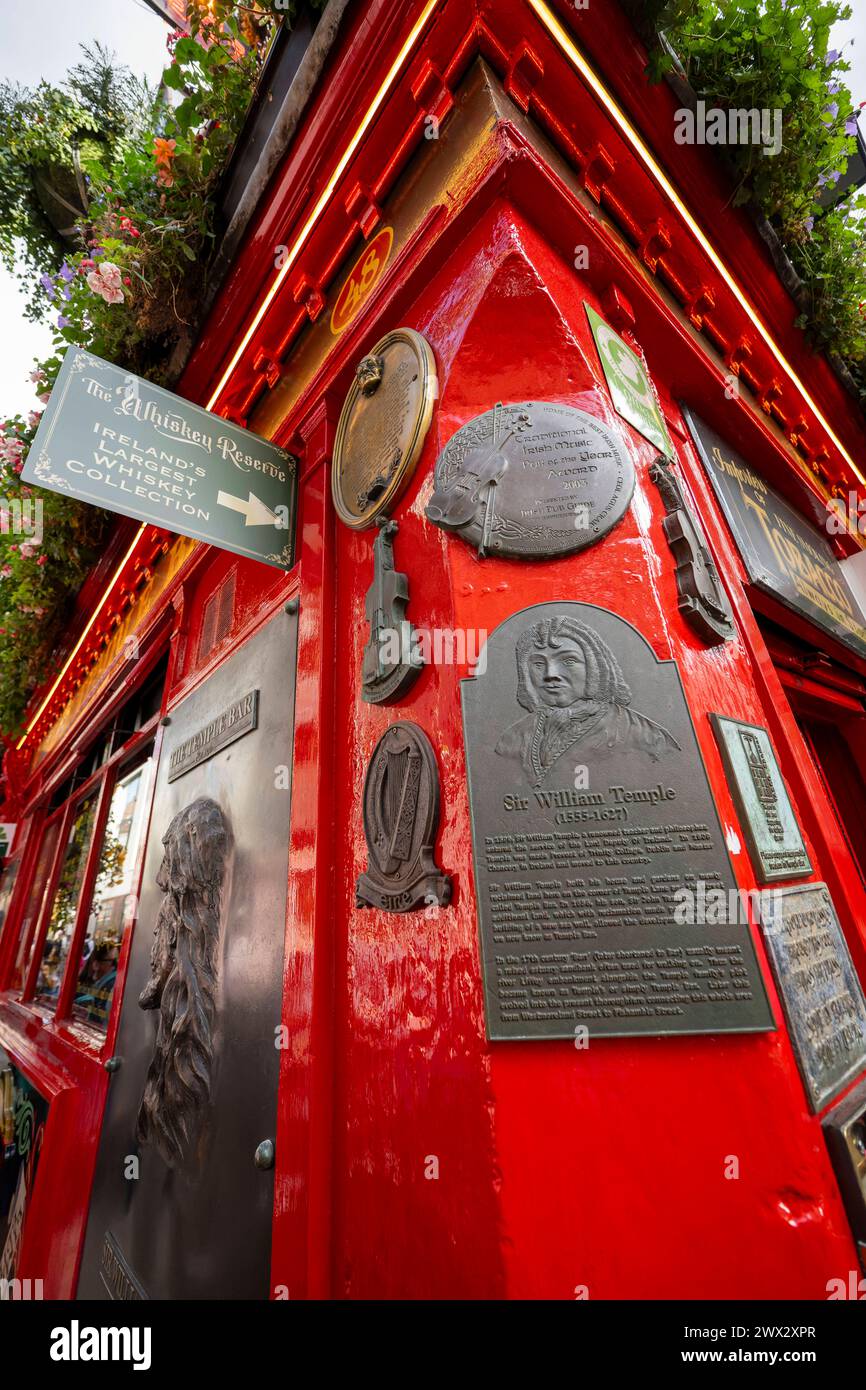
{"left": 100, "top": 262, "right": 123, "bottom": 291}
{"left": 0, "top": 567, "right": 12, "bottom": 580}
{"left": 36, "top": 555, "right": 47, "bottom": 566}
{"left": 86, "top": 261, "right": 125, "bottom": 305}
{"left": 29, "top": 368, "right": 46, "bottom": 385}
{"left": 27, "top": 410, "right": 42, "bottom": 430}
{"left": 0, "top": 439, "right": 23, "bottom": 465}
{"left": 37, "top": 391, "right": 51, "bottom": 405}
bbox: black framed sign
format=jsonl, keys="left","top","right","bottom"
{"left": 682, "top": 406, "right": 866, "bottom": 662}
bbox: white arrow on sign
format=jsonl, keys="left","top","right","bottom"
{"left": 217, "top": 490, "right": 282, "bottom": 527}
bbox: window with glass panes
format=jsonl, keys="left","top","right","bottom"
{"left": 11, "top": 652, "right": 167, "bottom": 1034}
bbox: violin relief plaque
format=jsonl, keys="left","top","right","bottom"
{"left": 461, "top": 602, "right": 774, "bottom": 1040}
{"left": 426, "top": 401, "right": 635, "bottom": 558}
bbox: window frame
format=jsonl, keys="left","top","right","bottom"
{"left": 6, "top": 808, "right": 62, "bottom": 996}
{"left": 21, "top": 717, "right": 159, "bottom": 1023}
{"left": 67, "top": 746, "right": 155, "bottom": 1031}
{"left": 4, "top": 636, "right": 170, "bottom": 1044}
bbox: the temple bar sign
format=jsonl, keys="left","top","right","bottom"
{"left": 683, "top": 407, "right": 866, "bottom": 662}
{"left": 23, "top": 349, "right": 297, "bottom": 571}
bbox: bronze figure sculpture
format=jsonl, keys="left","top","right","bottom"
{"left": 136, "top": 798, "right": 231, "bottom": 1171}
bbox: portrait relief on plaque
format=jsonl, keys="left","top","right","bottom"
{"left": 495, "top": 614, "right": 681, "bottom": 788}
{"left": 332, "top": 327, "right": 437, "bottom": 529}
{"left": 426, "top": 400, "right": 635, "bottom": 559}
{"left": 137, "top": 797, "right": 231, "bottom": 1172}
{"left": 461, "top": 602, "right": 774, "bottom": 1041}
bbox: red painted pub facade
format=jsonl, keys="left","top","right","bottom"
{"left": 1, "top": 0, "right": 866, "bottom": 1301}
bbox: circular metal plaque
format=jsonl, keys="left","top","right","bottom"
{"left": 332, "top": 328, "right": 437, "bottom": 529}
{"left": 426, "top": 400, "right": 635, "bottom": 558}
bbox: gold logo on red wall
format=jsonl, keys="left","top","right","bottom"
{"left": 330, "top": 227, "right": 393, "bottom": 336}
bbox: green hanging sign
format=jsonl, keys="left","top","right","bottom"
{"left": 22, "top": 349, "right": 297, "bottom": 570}
{"left": 585, "top": 303, "right": 674, "bottom": 458}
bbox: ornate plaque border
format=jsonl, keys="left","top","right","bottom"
{"left": 332, "top": 327, "right": 437, "bottom": 529}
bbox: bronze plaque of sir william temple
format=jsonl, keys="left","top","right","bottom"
{"left": 461, "top": 603, "right": 774, "bottom": 1041}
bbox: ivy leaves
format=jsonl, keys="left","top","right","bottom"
{"left": 637, "top": 0, "right": 865, "bottom": 398}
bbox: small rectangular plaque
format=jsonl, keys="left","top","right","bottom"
{"left": 167, "top": 689, "right": 259, "bottom": 782}
{"left": 710, "top": 715, "right": 811, "bottom": 883}
{"left": 759, "top": 883, "right": 866, "bottom": 1111}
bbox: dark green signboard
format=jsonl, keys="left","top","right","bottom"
{"left": 683, "top": 406, "right": 866, "bottom": 661}
{"left": 23, "top": 349, "right": 297, "bottom": 570}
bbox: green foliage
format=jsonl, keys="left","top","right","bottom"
{"left": 0, "top": 44, "right": 158, "bottom": 314}
{"left": 0, "top": 404, "right": 109, "bottom": 736}
{"left": 0, "top": 6, "right": 306, "bottom": 737}
{"left": 29, "top": 26, "right": 269, "bottom": 385}
{"left": 636, "top": 0, "right": 866, "bottom": 396}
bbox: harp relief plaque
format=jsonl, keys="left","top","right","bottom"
{"left": 136, "top": 797, "right": 231, "bottom": 1171}
{"left": 356, "top": 722, "right": 451, "bottom": 912}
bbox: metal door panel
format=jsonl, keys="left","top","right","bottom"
{"left": 78, "top": 608, "right": 296, "bottom": 1300}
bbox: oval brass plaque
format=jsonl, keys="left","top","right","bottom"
{"left": 426, "top": 400, "right": 635, "bottom": 559}
{"left": 332, "top": 328, "right": 437, "bottom": 529}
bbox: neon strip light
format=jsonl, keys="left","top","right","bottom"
{"left": 528, "top": 0, "right": 865, "bottom": 488}
{"left": 205, "top": 0, "right": 440, "bottom": 412}
{"left": 16, "top": 524, "right": 147, "bottom": 749}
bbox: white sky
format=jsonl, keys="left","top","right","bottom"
{"left": 0, "top": 0, "right": 169, "bottom": 422}
{"left": 0, "top": 1, "right": 863, "bottom": 420}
